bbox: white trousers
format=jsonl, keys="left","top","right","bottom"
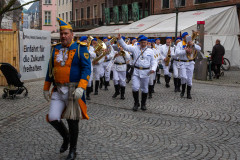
{"left": 93, "top": 65, "right": 103, "bottom": 81}
{"left": 113, "top": 70, "right": 126, "bottom": 87}
{"left": 102, "top": 65, "right": 111, "bottom": 81}
{"left": 149, "top": 73, "right": 156, "bottom": 85}
{"left": 87, "top": 72, "right": 93, "bottom": 87}
{"left": 132, "top": 75, "right": 149, "bottom": 93}
{"left": 48, "top": 91, "right": 68, "bottom": 122}
{"left": 163, "top": 63, "right": 171, "bottom": 77}
{"left": 173, "top": 61, "right": 181, "bottom": 78}
{"left": 180, "top": 63, "right": 194, "bottom": 86}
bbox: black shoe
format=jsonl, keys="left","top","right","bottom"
{"left": 157, "top": 74, "right": 161, "bottom": 84}
{"left": 66, "top": 120, "right": 79, "bottom": 160}
{"left": 141, "top": 92, "right": 148, "bottom": 111}
{"left": 112, "top": 85, "right": 120, "bottom": 98}
{"left": 174, "top": 78, "right": 178, "bottom": 92}
{"left": 86, "top": 87, "right": 91, "bottom": 100}
{"left": 165, "top": 75, "right": 170, "bottom": 88}
{"left": 49, "top": 120, "right": 69, "bottom": 153}
{"left": 187, "top": 85, "right": 192, "bottom": 99}
{"left": 90, "top": 82, "right": 93, "bottom": 93}
{"left": 120, "top": 87, "right": 125, "bottom": 100}
{"left": 132, "top": 91, "right": 139, "bottom": 111}
{"left": 180, "top": 84, "right": 186, "bottom": 98}
{"left": 104, "top": 81, "right": 109, "bottom": 90}
{"left": 94, "top": 80, "right": 99, "bottom": 95}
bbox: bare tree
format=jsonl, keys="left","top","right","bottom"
{"left": 0, "top": 0, "right": 39, "bottom": 28}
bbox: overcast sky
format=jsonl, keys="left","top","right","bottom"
{"left": 21, "top": 0, "right": 34, "bottom": 9}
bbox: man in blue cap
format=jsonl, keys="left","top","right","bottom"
{"left": 154, "top": 38, "right": 162, "bottom": 84}
{"left": 118, "top": 33, "right": 157, "bottom": 111}
{"left": 175, "top": 32, "right": 201, "bottom": 99}
{"left": 79, "top": 36, "right": 87, "bottom": 42}
{"left": 160, "top": 37, "right": 174, "bottom": 88}
{"left": 172, "top": 37, "right": 182, "bottom": 92}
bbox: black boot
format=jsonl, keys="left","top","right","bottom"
{"left": 132, "top": 91, "right": 140, "bottom": 111}
{"left": 165, "top": 75, "right": 170, "bottom": 88}
{"left": 148, "top": 85, "right": 153, "bottom": 99}
{"left": 66, "top": 120, "right": 79, "bottom": 160}
{"left": 90, "top": 81, "right": 93, "bottom": 93}
{"left": 99, "top": 77, "right": 103, "bottom": 89}
{"left": 104, "top": 81, "right": 109, "bottom": 90}
{"left": 187, "top": 85, "right": 192, "bottom": 99}
{"left": 120, "top": 86, "right": 125, "bottom": 100}
{"left": 94, "top": 81, "right": 99, "bottom": 95}
{"left": 157, "top": 74, "right": 161, "bottom": 84}
{"left": 86, "top": 87, "right": 91, "bottom": 100}
{"left": 180, "top": 84, "right": 186, "bottom": 98}
{"left": 49, "top": 120, "right": 69, "bottom": 153}
{"left": 177, "top": 78, "right": 181, "bottom": 92}
{"left": 141, "top": 92, "right": 148, "bottom": 111}
{"left": 174, "top": 78, "right": 178, "bottom": 92}
{"left": 152, "top": 80, "right": 156, "bottom": 93}
{"left": 112, "top": 85, "right": 120, "bottom": 98}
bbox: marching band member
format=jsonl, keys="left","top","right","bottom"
{"left": 175, "top": 32, "right": 201, "bottom": 99}
{"left": 172, "top": 37, "right": 182, "bottom": 92}
{"left": 131, "top": 37, "right": 138, "bottom": 46}
{"left": 155, "top": 38, "right": 162, "bottom": 84}
{"left": 160, "top": 37, "right": 174, "bottom": 88}
{"left": 102, "top": 37, "right": 114, "bottom": 90}
{"left": 118, "top": 34, "right": 157, "bottom": 111}
{"left": 92, "top": 38, "right": 105, "bottom": 95}
{"left": 43, "top": 17, "right": 91, "bottom": 160}
{"left": 112, "top": 46, "right": 130, "bottom": 99}
{"left": 86, "top": 38, "right": 96, "bottom": 100}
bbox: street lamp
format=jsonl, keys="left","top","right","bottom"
{"left": 174, "top": 0, "right": 181, "bottom": 40}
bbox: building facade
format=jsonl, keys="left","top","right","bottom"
{"left": 57, "top": 0, "right": 72, "bottom": 32}
{"left": 40, "top": 0, "right": 57, "bottom": 32}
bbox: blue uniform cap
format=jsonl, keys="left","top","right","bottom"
{"left": 182, "top": 32, "right": 188, "bottom": 38}
{"left": 175, "top": 37, "right": 182, "bottom": 42}
{"left": 151, "top": 39, "right": 155, "bottom": 43}
{"left": 147, "top": 39, "right": 152, "bottom": 43}
{"left": 138, "top": 35, "right": 145, "bottom": 39}
{"left": 166, "top": 37, "right": 172, "bottom": 40}
{"left": 131, "top": 37, "right": 137, "bottom": 40}
{"left": 138, "top": 36, "right": 148, "bottom": 42}
{"left": 155, "top": 38, "right": 160, "bottom": 41}
{"left": 92, "top": 38, "right": 97, "bottom": 41}
{"left": 102, "top": 37, "right": 108, "bottom": 40}
{"left": 80, "top": 36, "right": 88, "bottom": 41}
{"left": 122, "top": 36, "right": 126, "bottom": 41}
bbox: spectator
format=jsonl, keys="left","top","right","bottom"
{"left": 211, "top": 39, "right": 225, "bottom": 79}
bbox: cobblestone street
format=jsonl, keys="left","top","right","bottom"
{"left": 0, "top": 70, "right": 240, "bottom": 160}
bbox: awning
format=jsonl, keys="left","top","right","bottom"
{"left": 115, "top": 6, "right": 239, "bottom": 37}
{"left": 74, "top": 25, "right": 127, "bottom": 37}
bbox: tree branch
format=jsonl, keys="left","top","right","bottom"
{"left": 7, "top": 0, "right": 39, "bottom": 12}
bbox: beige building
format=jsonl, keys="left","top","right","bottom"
{"left": 57, "top": 0, "right": 72, "bottom": 31}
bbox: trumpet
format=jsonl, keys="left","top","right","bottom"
{"left": 165, "top": 42, "right": 172, "bottom": 66}
{"left": 186, "top": 30, "right": 199, "bottom": 60}
{"left": 92, "top": 39, "right": 107, "bottom": 65}
{"left": 87, "top": 36, "right": 93, "bottom": 50}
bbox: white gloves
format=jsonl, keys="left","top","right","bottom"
{"left": 72, "top": 87, "right": 84, "bottom": 100}
{"left": 43, "top": 91, "right": 50, "bottom": 102}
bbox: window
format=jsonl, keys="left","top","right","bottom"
{"left": 93, "top": 5, "right": 97, "bottom": 18}
{"left": 87, "top": 7, "right": 90, "bottom": 19}
{"left": 44, "top": 11, "right": 51, "bottom": 25}
{"left": 62, "top": 0, "right": 64, "bottom": 4}
{"left": 101, "top": 3, "right": 105, "bottom": 19}
{"left": 180, "top": 0, "right": 185, "bottom": 6}
{"left": 70, "top": 11, "right": 72, "bottom": 21}
{"left": 66, "top": 12, "right": 68, "bottom": 22}
{"left": 45, "top": 0, "right": 51, "bottom": 4}
{"left": 62, "top": 13, "right": 64, "bottom": 20}
{"left": 59, "top": 0, "right": 60, "bottom": 5}
{"left": 59, "top": 14, "right": 61, "bottom": 17}
{"left": 81, "top": 8, "right": 84, "bottom": 19}
{"left": 195, "top": 0, "right": 222, "bottom": 4}
{"left": 75, "top": 9, "right": 78, "bottom": 21}
{"left": 162, "top": 0, "right": 169, "bottom": 9}
{"left": 66, "top": 0, "right": 68, "bottom": 4}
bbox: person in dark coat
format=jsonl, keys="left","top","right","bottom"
{"left": 211, "top": 39, "right": 225, "bottom": 79}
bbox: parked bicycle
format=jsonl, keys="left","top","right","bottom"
{"left": 207, "top": 51, "right": 231, "bottom": 71}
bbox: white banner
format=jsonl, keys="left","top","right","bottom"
{"left": 19, "top": 29, "right": 51, "bottom": 80}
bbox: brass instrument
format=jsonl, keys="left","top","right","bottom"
{"left": 186, "top": 30, "right": 199, "bottom": 60}
{"left": 87, "top": 36, "right": 93, "bottom": 50}
{"left": 165, "top": 42, "right": 172, "bottom": 66}
{"left": 92, "top": 39, "right": 107, "bottom": 65}
{"left": 106, "top": 50, "right": 126, "bottom": 71}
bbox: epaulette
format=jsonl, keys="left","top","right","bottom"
{"left": 77, "top": 41, "right": 87, "bottom": 46}
{"left": 51, "top": 42, "right": 61, "bottom": 47}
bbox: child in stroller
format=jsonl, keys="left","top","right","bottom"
{"left": 0, "top": 63, "right": 28, "bottom": 99}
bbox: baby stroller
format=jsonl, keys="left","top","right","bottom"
{"left": 0, "top": 63, "right": 28, "bottom": 99}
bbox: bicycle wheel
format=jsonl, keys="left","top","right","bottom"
{"left": 221, "top": 58, "right": 230, "bottom": 71}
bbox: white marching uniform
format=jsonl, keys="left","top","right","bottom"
{"left": 87, "top": 46, "right": 96, "bottom": 87}
{"left": 160, "top": 44, "right": 175, "bottom": 77}
{"left": 118, "top": 38, "right": 157, "bottom": 93}
{"left": 172, "top": 45, "right": 181, "bottom": 78}
{"left": 102, "top": 45, "right": 114, "bottom": 81}
{"left": 149, "top": 48, "right": 159, "bottom": 85}
{"left": 175, "top": 41, "right": 201, "bottom": 86}
{"left": 112, "top": 51, "right": 130, "bottom": 87}
{"left": 155, "top": 44, "right": 162, "bottom": 51}
{"left": 90, "top": 46, "right": 104, "bottom": 81}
